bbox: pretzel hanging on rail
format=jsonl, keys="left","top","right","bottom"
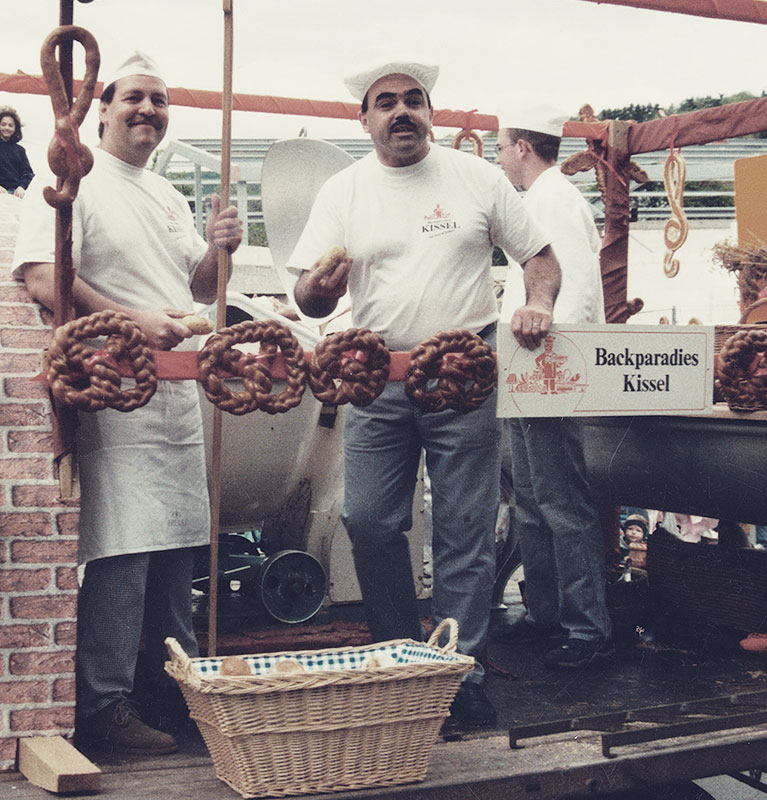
{"left": 46, "top": 311, "right": 157, "bottom": 413}
{"left": 452, "top": 129, "right": 484, "bottom": 157}
{"left": 40, "top": 26, "right": 100, "bottom": 208}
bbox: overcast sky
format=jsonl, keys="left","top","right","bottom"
{"left": 2, "top": 0, "right": 766, "bottom": 168}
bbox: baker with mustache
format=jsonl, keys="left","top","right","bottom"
{"left": 289, "top": 59, "right": 561, "bottom": 729}
{"left": 13, "top": 51, "right": 242, "bottom": 755}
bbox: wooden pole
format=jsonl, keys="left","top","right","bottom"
{"left": 207, "top": 0, "right": 234, "bottom": 657}
{"left": 55, "top": 0, "right": 76, "bottom": 497}
{"left": 600, "top": 119, "right": 633, "bottom": 323}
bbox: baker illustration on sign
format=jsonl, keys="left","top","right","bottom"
{"left": 536, "top": 336, "right": 566, "bottom": 394}
{"left": 505, "top": 331, "right": 588, "bottom": 413}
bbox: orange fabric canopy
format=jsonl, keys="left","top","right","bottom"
{"left": 0, "top": 70, "right": 499, "bottom": 131}
{"left": 577, "top": 0, "right": 767, "bottom": 24}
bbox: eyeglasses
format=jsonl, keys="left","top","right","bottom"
{"left": 495, "top": 142, "right": 512, "bottom": 154}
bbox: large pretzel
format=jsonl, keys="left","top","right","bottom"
{"left": 405, "top": 329, "right": 497, "bottom": 413}
{"left": 309, "top": 328, "right": 390, "bottom": 407}
{"left": 46, "top": 311, "right": 157, "bottom": 412}
{"left": 40, "top": 26, "right": 100, "bottom": 209}
{"left": 198, "top": 320, "right": 307, "bottom": 415}
{"left": 715, "top": 328, "right": 767, "bottom": 411}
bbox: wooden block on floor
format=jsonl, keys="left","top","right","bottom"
{"left": 18, "top": 736, "right": 101, "bottom": 794}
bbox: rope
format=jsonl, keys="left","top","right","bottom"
{"left": 198, "top": 320, "right": 307, "bottom": 415}
{"left": 405, "top": 329, "right": 497, "bottom": 413}
{"left": 45, "top": 310, "right": 157, "bottom": 412}
{"left": 309, "top": 328, "right": 390, "bottom": 406}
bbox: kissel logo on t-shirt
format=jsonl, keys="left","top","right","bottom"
{"left": 421, "top": 204, "right": 460, "bottom": 237}
{"left": 165, "top": 206, "right": 184, "bottom": 234}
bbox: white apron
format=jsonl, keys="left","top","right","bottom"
{"left": 75, "top": 380, "right": 210, "bottom": 565}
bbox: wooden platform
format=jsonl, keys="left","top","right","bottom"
{"left": 2, "top": 719, "right": 766, "bottom": 799}
{"left": 4, "top": 601, "right": 767, "bottom": 799}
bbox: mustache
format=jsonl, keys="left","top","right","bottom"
{"left": 389, "top": 116, "right": 416, "bottom": 133}
{"left": 129, "top": 116, "right": 163, "bottom": 129}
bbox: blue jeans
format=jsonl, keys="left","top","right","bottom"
{"left": 76, "top": 548, "right": 198, "bottom": 717}
{"left": 342, "top": 339, "right": 500, "bottom": 683}
{"left": 508, "top": 417, "right": 612, "bottom": 642}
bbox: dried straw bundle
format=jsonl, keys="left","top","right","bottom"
{"left": 712, "top": 240, "right": 767, "bottom": 310}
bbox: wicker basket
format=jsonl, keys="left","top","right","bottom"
{"left": 647, "top": 527, "right": 767, "bottom": 633}
{"left": 164, "top": 619, "right": 474, "bottom": 798}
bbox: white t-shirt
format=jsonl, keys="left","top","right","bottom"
{"left": 12, "top": 148, "right": 211, "bottom": 564}
{"left": 288, "top": 143, "right": 550, "bottom": 351}
{"left": 13, "top": 149, "right": 207, "bottom": 323}
{"left": 501, "top": 166, "right": 605, "bottom": 325}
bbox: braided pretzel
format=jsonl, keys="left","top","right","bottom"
{"left": 198, "top": 320, "right": 307, "bottom": 415}
{"left": 309, "top": 328, "right": 390, "bottom": 407}
{"left": 405, "top": 329, "right": 497, "bottom": 413}
{"left": 715, "top": 328, "right": 767, "bottom": 411}
{"left": 46, "top": 310, "right": 157, "bottom": 412}
{"left": 662, "top": 148, "right": 688, "bottom": 278}
{"left": 452, "top": 129, "right": 484, "bottom": 157}
{"left": 40, "top": 26, "right": 100, "bottom": 209}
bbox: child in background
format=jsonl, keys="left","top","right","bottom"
{"left": 620, "top": 514, "right": 649, "bottom": 569}
{"left": 0, "top": 107, "right": 34, "bottom": 198}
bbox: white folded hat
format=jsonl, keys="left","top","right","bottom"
{"left": 344, "top": 59, "right": 439, "bottom": 102}
{"left": 102, "top": 51, "right": 166, "bottom": 93}
{"left": 497, "top": 104, "right": 570, "bottom": 138}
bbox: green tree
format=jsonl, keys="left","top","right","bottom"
{"left": 598, "top": 103, "right": 660, "bottom": 123}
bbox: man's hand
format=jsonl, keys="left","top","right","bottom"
{"left": 206, "top": 193, "right": 243, "bottom": 253}
{"left": 310, "top": 245, "right": 351, "bottom": 298}
{"left": 512, "top": 244, "right": 560, "bottom": 349}
{"left": 293, "top": 246, "right": 352, "bottom": 317}
{"left": 510, "top": 302, "right": 554, "bottom": 350}
{"left": 132, "top": 308, "right": 197, "bottom": 350}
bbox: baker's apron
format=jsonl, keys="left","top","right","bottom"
{"left": 75, "top": 379, "right": 210, "bottom": 565}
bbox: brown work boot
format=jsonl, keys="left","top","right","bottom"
{"left": 76, "top": 699, "right": 179, "bottom": 755}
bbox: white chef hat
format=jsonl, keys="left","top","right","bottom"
{"left": 101, "top": 51, "right": 166, "bottom": 94}
{"left": 497, "top": 104, "right": 569, "bottom": 138}
{"left": 344, "top": 59, "right": 439, "bottom": 102}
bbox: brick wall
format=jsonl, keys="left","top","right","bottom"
{"left": 0, "top": 194, "right": 79, "bottom": 770}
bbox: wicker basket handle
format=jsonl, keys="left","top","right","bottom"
{"left": 164, "top": 636, "right": 199, "bottom": 684}
{"left": 427, "top": 618, "right": 459, "bottom": 653}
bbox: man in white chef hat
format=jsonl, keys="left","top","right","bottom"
{"left": 288, "top": 59, "right": 561, "bottom": 729}
{"left": 492, "top": 104, "right": 614, "bottom": 669}
{"left": 13, "top": 50, "right": 242, "bottom": 754}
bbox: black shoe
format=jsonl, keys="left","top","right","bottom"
{"left": 75, "top": 699, "right": 179, "bottom": 755}
{"left": 449, "top": 682, "right": 497, "bottom": 728}
{"left": 543, "top": 637, "right": 615, "bottom": 669}
{"left": 491, "top": 615, "right": 565, "bottom": 645}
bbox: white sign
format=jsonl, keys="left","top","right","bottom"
{"left": 496, "top": 324, "right": 714, "bottom": 417}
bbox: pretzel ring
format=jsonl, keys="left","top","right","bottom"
{"left": 198, "top": 320, "right": 307, "bottom": 415}
{"left": 715, "top": 328, "right": 767, "bottom": 411}
{"left": 45, "top": 310, "right": 157, "bottom": 412}
{"left": 405, "top": 329, "right": 497, "bottom": 413}
{"left": 452, "top": 129, "right": 484, "bottom": 158}
{"left": 309, "top": 328, "right": 390, "bottom": 406}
